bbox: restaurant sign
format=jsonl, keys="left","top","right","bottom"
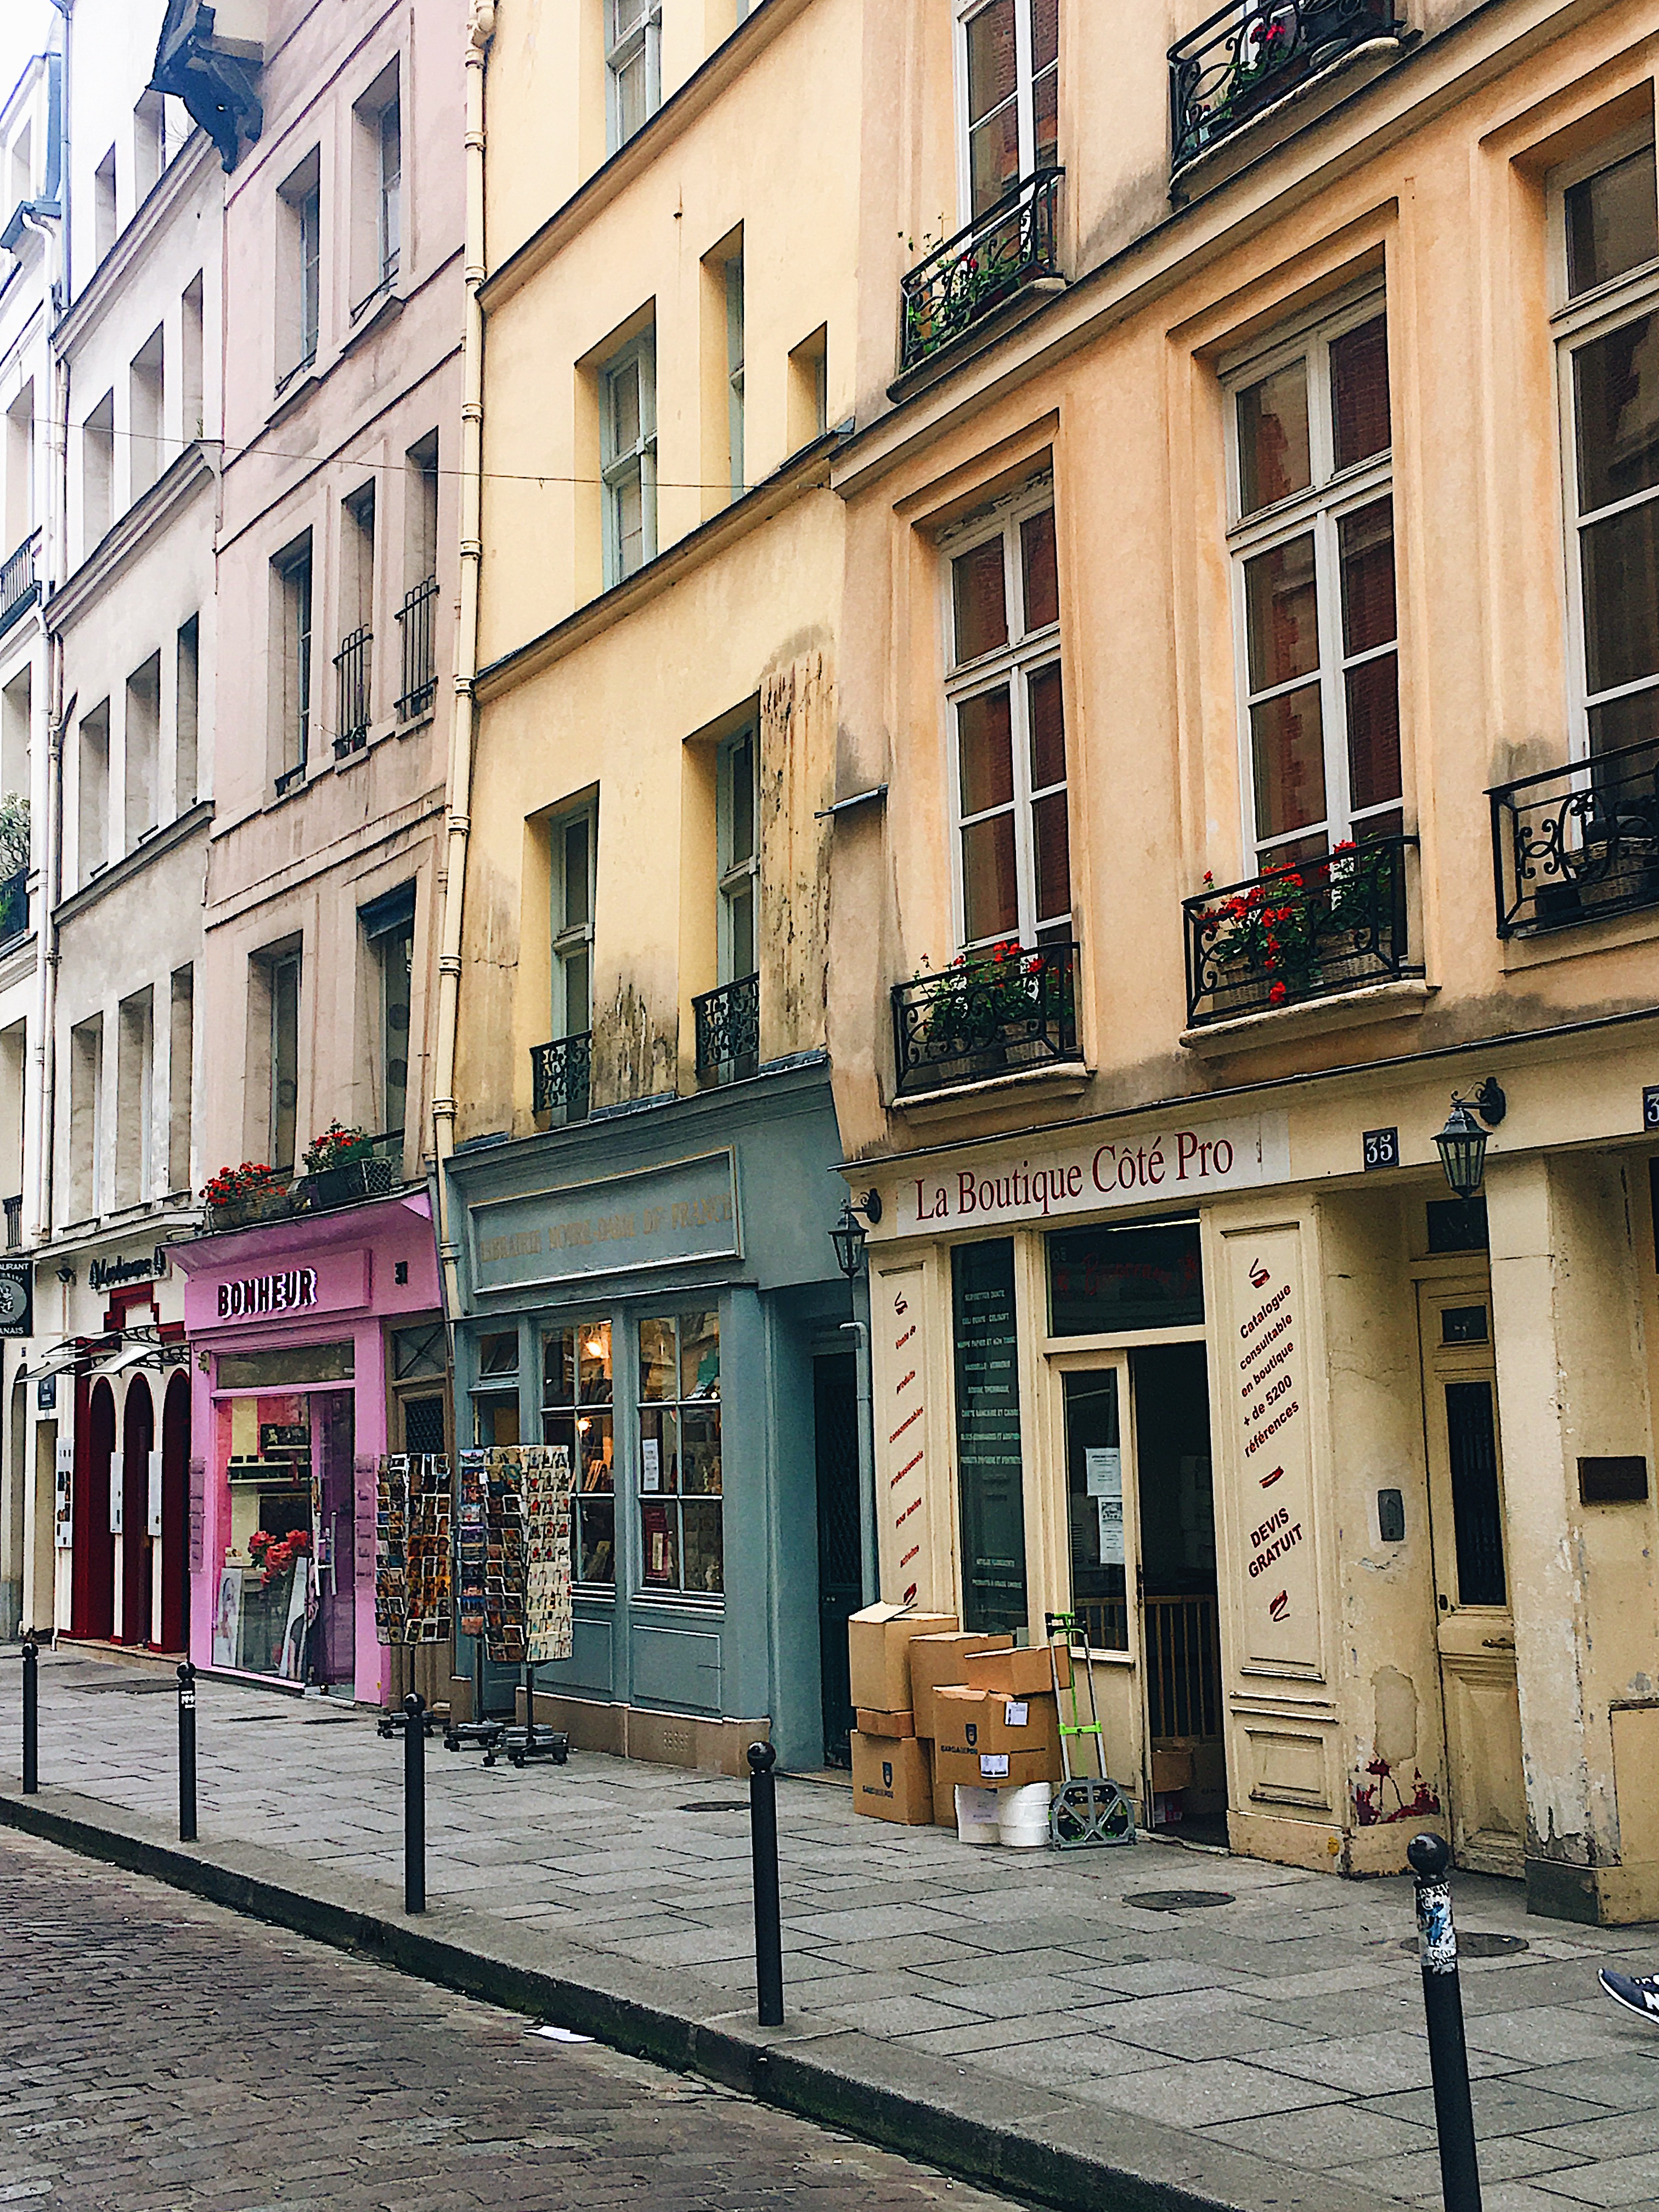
{"left": 470, "top": 1151, "right": 740, "bottom": 1294}
{"left": 893, "top": 1113, "right": 1289, "bottom": 1233}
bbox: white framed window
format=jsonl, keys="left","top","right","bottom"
{"left": 601, "top": 333, "right": 656, "bottom": 586}
{"left": 1223, "top": 287, "right": 1400, "bottom": 871}
{"left": 607, "top": 0, "right": 662, "bottom": 152}
{"left": 956, "top": 0, "right": 1058, "bottom": 223}
{"left": 941, "top": 476, "right": 1070, "bottom": 951}
{"left": 551, "top": 804, "right": 596, "bottom": 1039}
{"left": 1550, "top": 134, "right": 1659, "bottom": 758}
{"left": 716, "top": 725, "right": 758, "bottom": 982}
{"left": 378, "top": 95, "right": 401, "bottom": 289}
{"left": 726, "top": 250, "right": 746, "bottom": 501}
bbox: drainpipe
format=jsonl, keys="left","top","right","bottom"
{"left": 431, "top": 0, "right": 494, "bottom": 1326}
{"left": 841, "top": 1306, "right": 878, "bottom": 1604}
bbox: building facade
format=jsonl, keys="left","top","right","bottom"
{"left": 440, "top": 0, "right": 865, "bottom": 1772}
{"left": 825, "top": 0, "right": 1659, "bottom": 1922}
{"left": 160, "top": 0, "right": 462, "bottom": 1701}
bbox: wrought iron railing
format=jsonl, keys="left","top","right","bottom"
{"left": 1489, "top": 739, "right": 1659, "bottom": 937}
{"left": 531, "top": 1031, "right": 592, "bottom": 1124}
{"left": 296, "top": 1131, "right": 404, "bottom": 1214}
{"left": 333, "top": 625, "right": 373, "bottom": 757}
{"left": 3, "top": 1195, "right": 21, "bottom": 1250}
{"left": 892, "top": 939, "right": 1078, "bottom": 1097}
{"left": 1183, "top": 836, "right": 1417, "bottom": 1026}
{"left": 693, "top": 973, "right": 759, "bottom": 1084}
{"left": 899, "top": 168, "right": 1062, "bottom": 373}
{"left": 1144, "top": 1595, "right": 1223, "bottom": 1741}
{"left": 396, "top": 577, "right": 438, "bottom": 720}
{"left": 0, "top": 531, "right": 38, "bottom": 637}
{"left": 1169, "top": 0, "right": 1406, "bottom": 173}
{"left": 0, "top": 868, "right": 26, "bottom": 945}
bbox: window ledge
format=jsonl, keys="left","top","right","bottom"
{"left": 394, "top": 702, "right": 436, "bottom": 738}
{"left": 1181, "top": 977, "right": 1436, "bottom": 1056}
{"left": 342, "top": 288, "right": 403, "bottom": 356}
{"left": 890, "top": 1059, "right": 1093, "bottom": 1119}
{"left": 1169, "top": 33, "right": 1412, "bottom": 201}
{"left": 1500, "top": 900, "right": 1659, "bottom": 969}
{"left": 266, "top": 368, "right": 321, "bottom": 432}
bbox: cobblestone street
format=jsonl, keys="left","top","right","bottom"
{"left": 0, "top": 1827, "right": 1019, "bottom": 2211}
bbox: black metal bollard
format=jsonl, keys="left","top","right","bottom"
{"left": 403, "top": 1692, "right": 427, "bottom": 1914}
{"left": 747, "top": 1741, "right": 784, "bottom": 2027}
{"left": 1408, "top": 1832, "right": 1483, "bottom": 2212}
{"left": 21, "top": 1634, "right": 37, "bottom": 1795}
{"left": 177, "top": 1663, "right": 198, "bottom": 1842}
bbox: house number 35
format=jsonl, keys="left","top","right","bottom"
{"left": 1363, "top": 1127, "right": 1400, "bottom": 1171}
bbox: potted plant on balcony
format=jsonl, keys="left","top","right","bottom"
{"left": 302, "top": 1120, "right": 394, "bottom": 1210}
{"left": 202, "top": 1161, "right": 293, "bottom": 1231}
{"left": 913, "top": 940, "right": 1070, "bottom": 1077}
{"left": 1199, "top": 842, "right": 1394, "bottom": 1011}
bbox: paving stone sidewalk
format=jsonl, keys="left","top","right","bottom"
{"left": 3, "top": 1645, "right": 1658, "bottom": 2212}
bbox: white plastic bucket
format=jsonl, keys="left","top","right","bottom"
{"left": 955, "top": 1784, "right": 1002, "bottom": 1846}
{"left": 997, "top": 1781, "right": 1052, "bottom": 1849}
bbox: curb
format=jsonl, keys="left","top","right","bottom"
{"left": 0, "top": 1787, "right": 1353, "bottom": 2212}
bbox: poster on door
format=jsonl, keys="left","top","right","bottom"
{"left": 1226, "top": 1225, "right": 1322, "bottom": 1675}
{"left": 875, "top": 1262, "right": 933, "bottom": 1607}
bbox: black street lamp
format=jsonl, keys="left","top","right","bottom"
{"left": 1434, "top": 1078, "right": 1506, "bottom": 1201}
{"left": 830, "top": 1189, "right": 883, "bottom": 1279}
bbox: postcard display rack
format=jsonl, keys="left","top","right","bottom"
{"left": 371, "top": 1453, "right": 452, "bottom": 1736}
{"left": 452, "top": 1445, "right": 575, "bottom": 1768}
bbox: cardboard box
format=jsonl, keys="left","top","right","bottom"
{"left": 963, "top": 1643, "right": 1071, "bottom": 1698}
{"left": 1151, "top": 1744, "right": 1195, "bottom": 1792}
{"left": 933, "top": 1688, "right": 1061, "bottom": 1791}
{"left": 855, "top": 1708, "right": 916, "bottom": 1739}
{"left": 907, "top": 1630, "right": 1014, "bottom": 1739}
{"left": 850, "top": 1730, "right": 933, "bottom": 1824}
{"left": 935, "top": 1740, "right": 1059, "bottom": 1792}
{"left": 932, "top": 1760, "right": 959, "bottom": 1829}
{"left": 847, "top": 1604, "right": 957, "bottom": 1712}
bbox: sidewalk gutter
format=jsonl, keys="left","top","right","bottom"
{"left": 0, "top": 1781, "right": 1380, "bottom": 2212}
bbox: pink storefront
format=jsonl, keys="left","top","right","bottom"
{"left": 172, "top": 1193, "right": 449, "bottom": 1702}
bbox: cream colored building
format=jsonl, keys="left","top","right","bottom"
{"left": 823, "top": 0, "right": 1659, "bottom": 1922}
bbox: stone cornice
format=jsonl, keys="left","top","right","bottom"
{"left": 48, "top": 442, "right": 217, "bottom": 628}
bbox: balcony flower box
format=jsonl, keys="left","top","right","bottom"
{"left": 300, "top": 1121, "right": 398, "bottom": 1210}
{"left": 893, "top": 940, "right": 1079, "bottom": 1096}
{"left": 1184, "top": 837, "right": 1415, "bottom": 1025}
{"left": 203, "top": 1163, "right": 295, "bottom": 1232}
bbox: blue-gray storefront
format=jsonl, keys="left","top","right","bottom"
{"left": 444, "top": 1062, "right": 861, "bottom": 1774}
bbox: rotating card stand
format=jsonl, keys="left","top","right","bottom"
{"left": 1045, "top": 1611, "right": 1136, "bottom": 1849}
{"left": 377, "top": 1703, "right": 438, "bottom": 1740}
{"left": 481, "top": 1665, "right": 569, "bottom": 1769}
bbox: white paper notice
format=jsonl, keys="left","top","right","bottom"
{"left": 1005, "top": 1700, "right": 1028, "bottom": 1728}
{"left": 1085, "top": 1446, "right": 1122, "bottom": 1499}
{"left": 1097, "top": 1495, "right": 1125, "bottom": 1566}
{"left": 979, "top": 1753, "right": 1011, "bottom": 1779}
{"left": 640, "top": 1438, "right": 661, "bottom": 1493}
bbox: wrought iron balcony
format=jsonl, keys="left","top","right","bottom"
{"left": 333, "top": 624, "right": 373, "bottom": 757}
{"left": 1489, "top": 740, "right": 1659, "bottom": 938}
{"left": 694, "top": 973, "right": 759, "bottom": 1085}
{"left": 0, "top": 867, "right": 26, "bottom": 946}
{"left": 1170, "top": 0, "right": 1407, "bottom": 174}
{"left": 531, "top": 1031, "right": 591, "bottom": 1124}
{"left": 297, "top": 1132, "right": 404, "bottom": 1214}
{"left": 1183, "top": 836, "right": 1417, "bottom": 1026}
{"left": 396, "top": 577, "right": 438, "bottom": 721}
{"left": 3, "top": 1195, "right": 21, "bottom": 1250}
{"left": 0, "top": 531, "right": 39, "bottom": 639}
{"left": 892, "top": 940, "right": 1079, "bottom": 1097}
{"left": 899, "top": 169, "right": 1062, "bottom": 374}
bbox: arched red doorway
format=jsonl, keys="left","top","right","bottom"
{"left": 121, "top": 1380, "right": 155, "bottom": 1644}
{"left": 160, "top": 1370, "right": 190, "bottom": 1654}
{"left": 74, "top": 1379, "right": 117, "bottom": 1640}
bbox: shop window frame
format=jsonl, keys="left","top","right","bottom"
{"left": 636, "top": 1308, "right": 724, "bottom": 1603}
{"left": 542, "top": 1317, "right": 616, "bottom": 1591}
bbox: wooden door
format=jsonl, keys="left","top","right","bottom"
{"left": 1055, "top": 1354, "right": 1143, "bottom": 1794}
{"left": 1419, "top": 1279, "right": 1525, "bottom": 1878}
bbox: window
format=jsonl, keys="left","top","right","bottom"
{"left": 269, "top": 951, "right": 301, "bottom": 1171}
{"left": 943, "top": 481, "right": 1070, "bottom": 949}
{"left": 78, "top": 699, "right": 109, "bottom": 884}
{"left": 279, "top": 154, "right": 322, "bottom": 385}
{"left": 1226, "top": 294, "right": 1399, "bottom": 868}
{"left": 182, "top": 275, "right": 204, "bottom": 443}
{"left": 959, "top": 0, "right": 1058, "bottom": 221}
{"left": 361, "top": 884, "right": 415, "bottom": 1139}
{"left": 4, "top": 382, "right": 32, "bottom": 550}
{"left": 274, "top": 537, "right": 313, "bottom": 787}
{"left": 544, "top": 1322, "right": 614, "bottom": 1585}
{"left": 125, "top": 653, "right": 160, "bottom": 847}
{"left": 726, "top": 251, "right": 745, "bottom": 500}
{"left": 1556, "top": 142, "right": 1659, "bottom": 755}
{"left": 69, "top": 1015, "right": 102, "bottom": 1220}
{"left": 607, "top": 0, "right": 662, "bottom": 150}
{"left": 115, "top": 989, "right": 153, "bottom": 1209}
{"left": 551, "top": 806, "right": 596, "bottom": 1039}
{"left": 787, "top": 326, "right": 829, "bottom": 452}
{"left": 601, "top": 334, "right": 656, "bottom": 585}
{"left": 378, "top": 97, "right": 400, "bottom": 289}
{"left": 82, "top": 391, "right": 114, "bottom": 554}
{"left": 93, "top": 146, "right": 116, "bottom": 263}
{"left": 717, "top": 727, "right": 758, "bottom": 982}
{"left": 176, "top": 615, "right": 199, "bottom": 811}
{"left": 638, "top": 1312, "right": 723, "bottom": 1595}
{"left": 336, "top": 484, "right": 376, "bottom": 754}
{"left": 134, "top": 91, "right": 164, "bottom": 202}
{"left": 128, "top": 328, "right": 165, "bottom": 504}
{"left": 168, "top": 967, "right": 193, "bottom": 1195}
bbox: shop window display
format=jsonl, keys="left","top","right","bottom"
{"left": 544, "top": 1319, "right": 614, "bottom": 1584}
{"left": 1047, "top": 1216, "right": 1203, "bottom": 1335}
{"left": 210, "top": 1379, "right": 356, "bottom": 1683}
{"left": 637, "top": 1311, "right": 723, "bottom": 1596}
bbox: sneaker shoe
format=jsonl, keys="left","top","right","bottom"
{"left": 1599, "top": 1968, "right": 1659, "bottom": 2024}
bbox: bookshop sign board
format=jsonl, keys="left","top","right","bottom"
{"left": 469, "top": 1151, "right": 741, "bottom": 1295}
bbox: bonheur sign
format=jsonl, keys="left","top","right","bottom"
{"left": 895, "top": 1113, "right": 1289, "bottom": 1233}
{"left": 185, "top": 1246, "right": 372, "bottom": 1333}
{"left": 470, "top": 1151, "right": 740, "bottom": 1294}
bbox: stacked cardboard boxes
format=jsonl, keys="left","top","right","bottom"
{"left": 847, "top": 1605, "right": 955, "bottom": 1825}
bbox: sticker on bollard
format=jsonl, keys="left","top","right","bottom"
{"left": 177, "top": 1662, "right": 198, "bottom": 1844}
{"left": 1408, "top": 1831, "right": 1483, "bottom": 2212}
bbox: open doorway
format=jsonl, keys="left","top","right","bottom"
{"left": 812, "top": 1351, "right": 861, "bottom": 1769}
{"left": 1131, "top": 1342, "right": 1226, "bottom": 1844}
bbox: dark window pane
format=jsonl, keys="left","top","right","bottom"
{"left": 1588, "top": 683, "right": 1659, "bottom": 754}
{"left": 681, "top": 1499, "right": 723, "bottom": 1594}
{"left": 563, "top": 817, "right": 590, "bottom": 928}
{"left": 641, "top": 1499, "right": 679, "bottom": 1586}
{"left": 957, "top": 686, "right": 1014, "bottom": 814}
{"left": 1028, "top": 661, "right": 1065, "bottom": 787}
{"left": 729, "top": 735, "right": 754, "bottom": 864}
{"left": 1031, "top": 0, "right": 1058, "bottom": 72}
{"left": 1020, "top": 507, "right": 1058, "bottom": 630}
{"left": 1446, "top": 1380, "right": 1506, "bottom": 1607}
{"left": 966, "top": 0, "right": 1017, "bottom": 123}
{"left": 970, "top": 103, "right": 1022, "bottom": 218}
{"left": 1581, "top": 500, "right": 1659, "bottom": 694}
{"left": 1049, "top": 1218, "right": 1203, "bottom": 1334}
{"left": 1238, "top": 360, "right": 1311, "bottom": 515}
{"left": 1566, "top": 150, "right": 1659, "bottom": 299}
{"left": 577, "top": 1497, "right": 614, "bottom": 1585}
{"left": 1033, "top": 62, "right": 1057, "bottom": 173}
{"left": 1345, "top": 652, "right": 1401, "bottom": 814}
{"left": 1251, "top": 682, "right": 1327, "bottom": 843}
{"left": 1330, "top": 314, "right": 1391, "bottom": 471}
{"left": 640, "top": 1317, "right": 674, "bottom": 1401}
{"left": 1427, "top": 1197, "right": 1488, "bottom": 1254}
{"left": 1244, "top": 533, "right": 1319, "bottom": 691}
{"left": 1062, "top": 1367, "right": 1127, "bottom": 1644}
{"left": 962, "top": 812, "right": 1019, "bottom": 941}
{"left": 1032, "top": 790, "right": 1070, "bottom": 924}
{"left": 682, "top": 1408, "right": 721, "bottom": 1493}
{"left": 1573, "top": 314, "right": 1659, "bottom": 512}
{"left": 952, "top": 537, "right": 1008, "bottom": 662}
{"left": 1339, "top": 497, "right": 1396, "bottom": 653}
{"left": 543, "top": 1329, "right": 575, "bottom": 1404}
